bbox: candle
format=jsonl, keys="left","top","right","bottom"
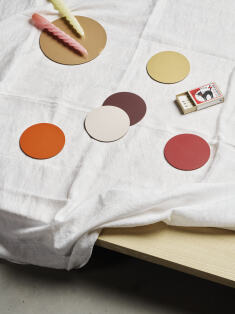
{"left": 32, "top": 14, "right": 88, "bottom": 57}
{"left": 49, "top": 0, "right": 85, "bottom": 37}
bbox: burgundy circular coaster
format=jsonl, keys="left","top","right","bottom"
{"left": 102, "top": 92, "right": 146, "bottom": 126}
{"left": 164, "top": 134, "right": 210, "bottom": 170}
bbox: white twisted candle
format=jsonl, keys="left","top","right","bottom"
{"left": 49, "top": 0, "right": 85, "bottom": 37}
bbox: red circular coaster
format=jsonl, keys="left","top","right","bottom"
{"left": 164, "top": 134, "right": 210, "bottom": 170}
{"left": 102, "top": 92, "right": 146, "bottom": 126}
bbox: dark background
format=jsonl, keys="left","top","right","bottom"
{"left": 0, "top": 247, "right": 234, "bottom": 314}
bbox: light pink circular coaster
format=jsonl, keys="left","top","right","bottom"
{"left": 85, "top": 106, "right": 130, "bottom": 142}
{"left": 164, "top": 134, "right": 210, "bottom": 170}
{"left": 103, "top": 92, "right": 146, "bottom": 126}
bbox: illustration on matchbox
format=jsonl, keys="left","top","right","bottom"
{"left": 189, "top": 83, "right": 221, "bottom": 104}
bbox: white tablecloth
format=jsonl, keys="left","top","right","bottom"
{"left": 0, "top": 0, "right": 234, "bottom": 269}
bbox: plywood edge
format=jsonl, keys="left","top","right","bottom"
{"left": 96, "top": 237, "right": 235, "bottom": 288}
{"left": 96, "top": 223, "right": 235, "bottom": 288}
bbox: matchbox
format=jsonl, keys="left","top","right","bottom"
{"left": 176, "top": 82, "right": 224, "bottom": 114}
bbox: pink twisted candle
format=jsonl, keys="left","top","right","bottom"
{"left": 32, "top": 14, "right": 88, "bottom": 57}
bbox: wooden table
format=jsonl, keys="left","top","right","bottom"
{"left": 97, "top": 222, "right": 235, "bottom": 288}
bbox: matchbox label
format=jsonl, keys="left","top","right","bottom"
{"left": 189, "top": 83, "right": 221, "bottom": 105}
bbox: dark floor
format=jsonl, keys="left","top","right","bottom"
{"left": 0, "top": 247, "right": 234, "bottom": 314}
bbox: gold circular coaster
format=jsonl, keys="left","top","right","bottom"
{"left": 85, "top": 106, "right": 130, "bottom": 142}
{"left": 146, "top": 51, "right": 190, "bottom": 84}
{"left": 39, "top": 16, "right": 107, "bottom": 65}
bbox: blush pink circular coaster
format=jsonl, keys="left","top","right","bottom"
{"left": 102, "top": 92, "right": 146, "bottom": 126}
{"left": 164, "top": 134, "right": 210, "bottom": 170}
{"left": 85, "top": 106, "right": 130, "bottom": 142}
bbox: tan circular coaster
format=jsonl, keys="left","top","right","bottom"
{"left": 20, "top": 123, "right": 65, "bottom": 159}
{"left": 85, "top": 106, "right": 130, "bottom": 142}
{"left": 39, "top": 16, "right": 107, "bottom": 65}
{"left": 146, "top": 51, "right": 190, "bottom": 84}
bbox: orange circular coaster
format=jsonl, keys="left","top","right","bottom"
{"left": 39, "top": 16, "right": 107, "bottom": 65}
{"left": 20, "top": 123, "right": 65, "bottom": 159}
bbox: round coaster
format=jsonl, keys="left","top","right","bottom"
{"left": 146, "top": 51, "right": 190, "bottom": 84}
{"left": 85, "top": 106, "right": 130, "bottom": 142}
{"left": 20, "top": 123, "right": 65, "bottom": 159}
{"left": 39, "top": 16, "right": 107, "bottom": 65}
{"left": 102, "top": 92, "right": 146, "bottom": 126}
{"left": 164, "top": 134, "right": 210, "bottom": 170}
